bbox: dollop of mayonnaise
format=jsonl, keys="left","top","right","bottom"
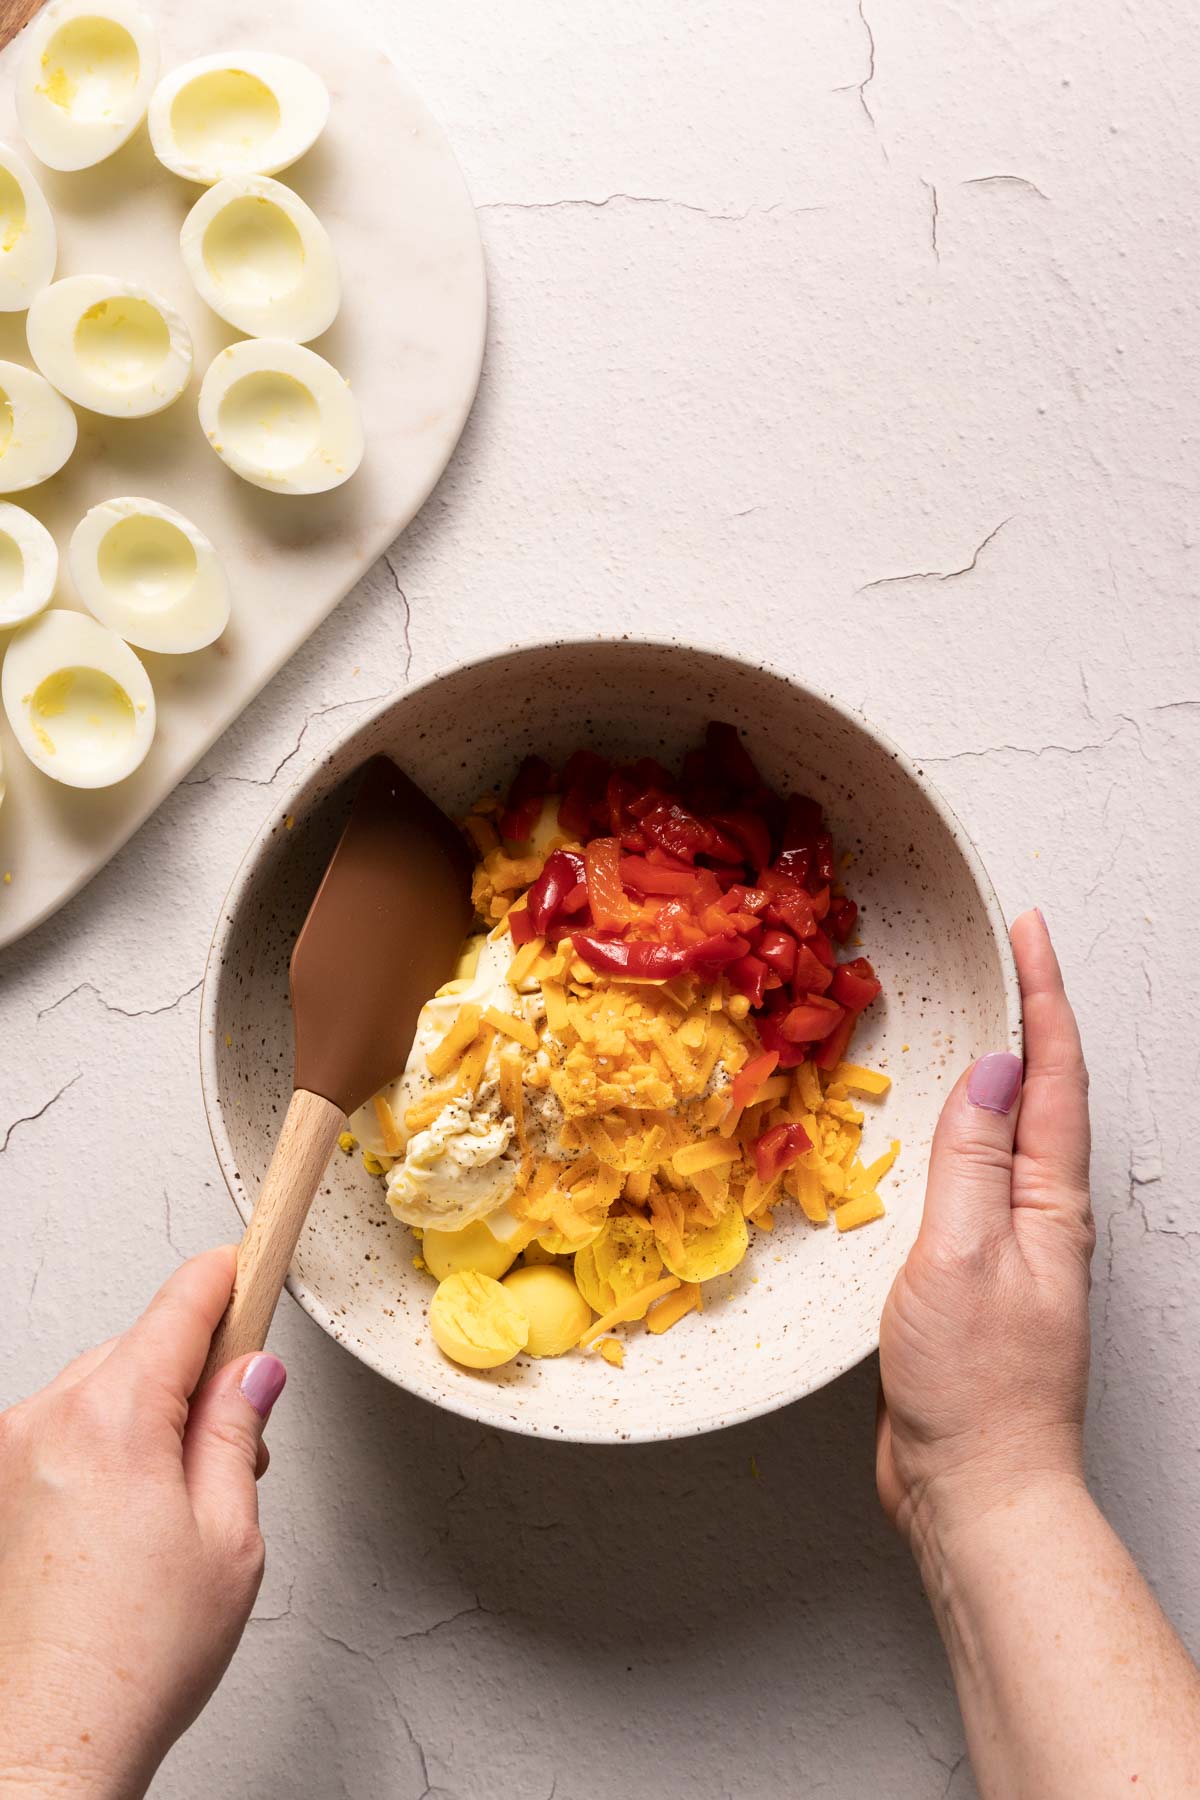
{"left": 385, "top": 1096, "right": 519, "bottom": 1230}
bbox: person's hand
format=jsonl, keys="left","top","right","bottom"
{"left": 877, "top": 908, "right": 1094, "bottom": 1565}
{"left": 0, "top": 1248, "right": 286, "bottom": 1800}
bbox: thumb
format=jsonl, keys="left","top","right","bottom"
{"left": 183, "top": 1353, "right": 286, "bottom": 1545}
{"left": 919, "top": 1052, "right": 1024, "bottom": 1248}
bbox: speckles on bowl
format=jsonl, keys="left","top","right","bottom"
{"left": 199, "top": 638, "right": 1021, "bottom": 1444}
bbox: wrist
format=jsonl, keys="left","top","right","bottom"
{"left": 902, "top": 1428, "right": 1088, "bottom": 1596}
{"left": 911, "top": 1465, "right": 1096, "bottom": 1655}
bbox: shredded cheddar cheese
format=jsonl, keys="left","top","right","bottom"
{"left": 483, "top": 1006, "right": 539, "bottom": 1051}
{"left": 646, "top": 1281, "right": 703, "bottom": 1334}
{"left": 372, "top": 1095, "right": 404, "bottom": 1156}
{"left": 580, "top": 1275, "right": 682, "bottom": 1347}
{"left": 426, "top": 1003, "right": 482, "bottom": 1078}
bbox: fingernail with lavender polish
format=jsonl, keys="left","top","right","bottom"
{"left": 240, "top": 1354, "right": 287, "bottom": 1418}
{"left": 1035, "top": 906, "right": 1051, "bottom": 939}
{"left": 967, "top": 1052, "right": 1023, "bottom": 1115}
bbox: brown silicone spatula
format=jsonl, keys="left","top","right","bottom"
{"left": 199, "top": 755, "right": 474, "bottom": 1387}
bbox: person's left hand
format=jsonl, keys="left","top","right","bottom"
{"left": 0, "top": 1247, "right": 286, "bottom": 1800}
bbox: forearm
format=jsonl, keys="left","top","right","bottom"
{"left": 0, "top": 1639, "right": 159, "bottom": 1800}
{"left": 916, "top": 1475, "right": 1200, "bottom": 1800}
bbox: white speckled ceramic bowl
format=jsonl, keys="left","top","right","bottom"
{"left": 200, "top": 640, "right": 1020, "bottom": 1443}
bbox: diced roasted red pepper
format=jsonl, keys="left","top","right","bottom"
{"left": 782, "top": 793, "right": 823, "bottom": 847}
{"left": 721, "top": 884, "right": 769, "bottom": 914}
{"left": 584, "top": 837, "right": 634, "bottom": 930}
{"left": 808, "top": 927, "right": 837, "bottom": 969}
{"left": 780, "top": 995, "right": 845, "bottom": 1043}
{"left": 773, "top": 845, "right": 811, "bottom": 887}
{"left": 508, "top": 906, "right": 537, "bottom": 947}
{"left": 709, "top": 809, "right": 772, "bottom": 872}
{"left": 727, "top": 953, "right": 770, "bottom": 1008}
{"left": 791, "top": 944, "right": 833, "bottom": 995}
{"left": 752, "top": 1120, "right": 813, "bottom": 1183}
{"left": 619, "top": 855, "right": 699, "bottom": 897}
{"left": 685, "top": 933, "right": 751, "bottom": 974}
{"left": 571, "top": 933, "right": 688, "bottom": 980}
{"left": 557, "top": 750, "right": 609, "bottom": 838}
{"left": 525, "top": 848, "right": 586, "bottom": 936}
{"left": 764, "top": 883, "right": 816, "bottom": 941}
{"left": 655, "top": 898, "right": 701, "bottom": 946}
{"left": 629, "top": 756, "right": 674, "bottom": 792}
{"left": 754, "top": 1011, "right": 810, "bottom": 1069}
{"left": 729, "top": 1049, "right": 780, "bottom": 1111}
{"left": 562, "top": 749, "right": 609, "bottom": 791}
{"left": 698, "top": 901, "right": 752, "bottom": 938}
{"left": 827, "top": 896, "right": 858, "bottom": 943}
{"left": 500, "top": 754, "right": 553, "bottom": 841}
{"left": 640, "top": 799, "right": 743, "bottom": 865}
{"left": 606, "top": 772, "right": 641, "bottom": 839}
{"left": 757, "top": 928, "right": 797, "bottom": 982}
{"left": 829, "top": 956, "right": 881, "bottom": 1012}
{"left": 704, "top": 720, "right": 763, "bottom": 794}
{"left": 811, "top": 832, "right": 836, "bottom": 888}
{"left": 813, "top": 1011, "right": 856, "bottom": 1071}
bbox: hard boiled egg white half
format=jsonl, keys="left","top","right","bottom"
{"left": 69, "top": 496, "right": 229, "bottom": 654}
{"left": 0, "top": 502, "right": 57, "bottom": 626}
{"left": 27, "top": 275, "right": 193, "bottom": 418}
{"left": 0, "top": 143, "right": 56, "bottom": 312}
{"left": 16, "top": 0, "right": 160, "bottom": 173}
{"left": 198, "top": 339, "right": 362, "bottom": 495}
{"left": 181, "top": 175, "right": 339, "bottom": 343}
{"left": 0, "top": 359, "right": 77, "bottom": 493}
{"left": 2, "top": 607, "right": 154, "bottom": 788}
{"left": 149, "top": 52, "right": 328, "bottom": 186}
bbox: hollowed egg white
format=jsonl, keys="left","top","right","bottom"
{"left": 0, "top": 143, "right": 57, "bottom": 312}
{"left": 27, "top": 274, "right": 193, "bottom": 418}
{"left": 0, "top": 502, "right": 57, "bottom": 626}
{"left": 2, "top": 607, "right": 155, "bottom": 788}
{"left": 0, "top": 359, "right": 77, "bottom": 492}
{"left": 16, "top": 0, "right": 159, "bottom": 173}
{"left": 180, "top": 175, "right": 339, "bottom": 343}
{"left": 69, "top": 495, "right": 229, "bottom": 654}
{"left": 198, "top": 338, "right": 362, "bottom": 495}
{"left": 149, "top": 52, "right": 328, "bottom": 186}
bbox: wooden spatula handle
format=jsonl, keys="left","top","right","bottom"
{"left": 198, "top": 1089, "right": 346, "bottom": 1390}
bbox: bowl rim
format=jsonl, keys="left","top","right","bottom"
{"left": 199, "top": 633, "right": 1022, "bottom": 1443}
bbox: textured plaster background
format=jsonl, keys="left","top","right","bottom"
{"left": 3, "top": 1, "right": 1199, "bottom": 1794}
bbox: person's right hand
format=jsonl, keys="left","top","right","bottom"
{"left": 0, "top": 1248, "right": 286, "bottom": 1800}
{"left": 876, "top": 908, "right": 1095, "bottom": 1563}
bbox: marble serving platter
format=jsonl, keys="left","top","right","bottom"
{"left": 0, "top": 0, "right": 486, "bottom": 949}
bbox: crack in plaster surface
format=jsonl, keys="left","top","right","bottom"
{"left": 962, "top": 174, "right": 1050, "bottom": 200}
{"left": 37, "top": 976, "right": 203, "bottom": 1023}
{"left": 918, "top": 725, "right": 1122, "bottom": 765}
{"left": 478, "top": 194, "right": 827, "bottom": 223}
{"left": 923, "top": 178, "right": 941, "bottom": 262}
{"left": 1, "top": 1073, "right": 81, "bottom": 1156}
{"left": 869, "top": 1694, "right": 958, "bottom": 1780}
{"left": 859, "top": 517, "right": 1013, "bottom": 591}
{"left": 163, "top": 1188, "right": 184, "bottom": 1261}
{"left": 185, "top": 693, "right": 391, "bottom": 792}
{"left": 382, "top": 552, "right": 414, "bottom": 684}
{"left": 833, "top": 0, "right": 886, "bottom": 157}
